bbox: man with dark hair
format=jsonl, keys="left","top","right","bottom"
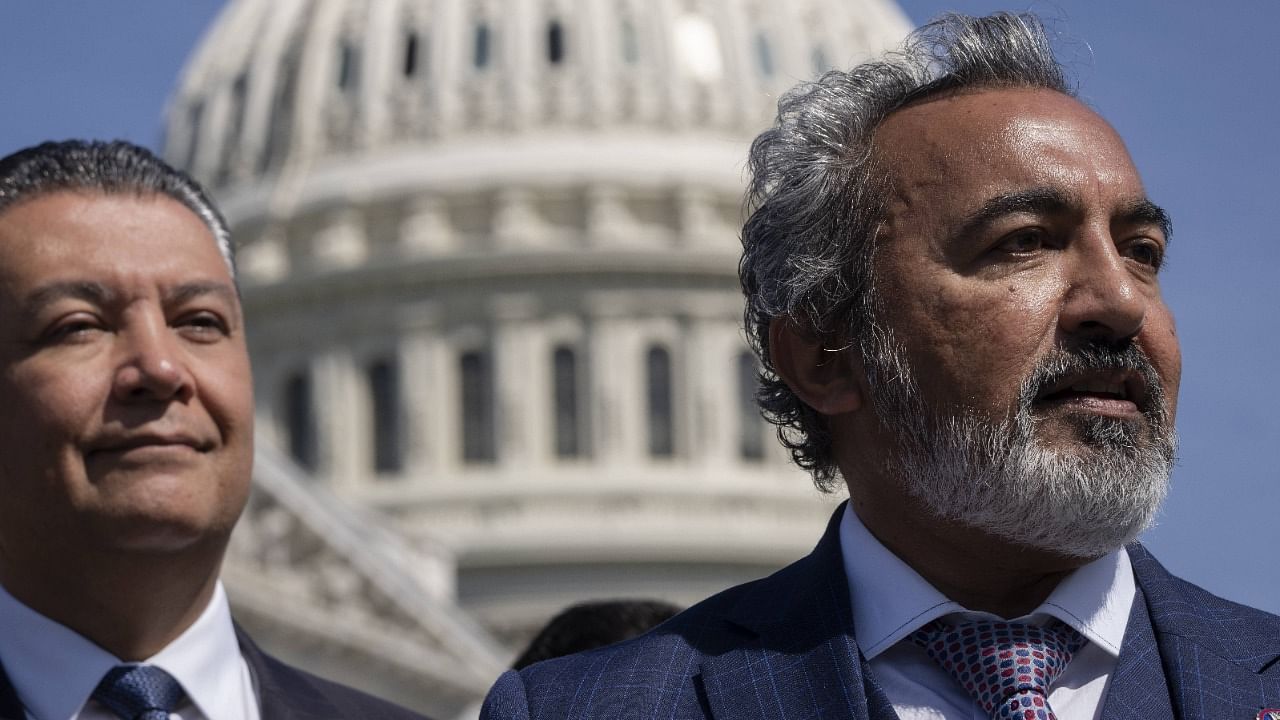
{"left": 511, "top": 600, "right": 681, "bottom": 670}
{"left": 482, "top": 13, "right": 1280, "bottom": 719}
{"left": 0, "top": 140, "right": 426, "bottom": 718}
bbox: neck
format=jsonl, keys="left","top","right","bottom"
{"left": 848, "top": 491, "right": 1085, "bottom": 619}
{"left": 0, "top": 542, "right": 223, "bottom": 661}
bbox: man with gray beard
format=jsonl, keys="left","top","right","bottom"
{"left": 483, "top": 12, "right": 1280, "bottom": 720}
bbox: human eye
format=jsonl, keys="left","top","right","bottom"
{"left": 174, "top": 310, "right": 231, "bottom": 341}
{"left": 1123, "top": 237, "right": 1165, "bottom": 272}
{"left": 42, "top": 314, "right": 106, "bottom": 344}
{"left": 993, "top": 228, "right": 1049, "bottom": 255}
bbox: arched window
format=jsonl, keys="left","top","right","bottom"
{"left": 403, "top": 31, "right": 421, "bottom": 77}
{"left": 811, "top": 46, "right": 830, "bottom": 77}
{"left": 217, "top": 73, "right": 249, "bottom": 184}
{"left": 228, "top": 73, "right": 248, "bottom": 145}
{"left": 547, "top": 20, "right": 565, "bottom": 64}
{"left": 460, "top": 350, "right": 496, "bottom": 462}
{"left": 183, "top": 101, "right": 203, "bottom": 172}
{"left": 368, "top": 358, "right": 403, "bottom": 474}
{"left": 284, "top": 371, "right": 318, "bottom": 472}
{"left": 646, "top": 345, "right": 674, "bottom": 457}
{"left": 260, "top": 50, "right": 299, "bottom": 173}
{"left": 552, "top": 345, "right": 580, "bottom": 457}
{"left": 737, "top": 352, "right": 765, "bottom": 461}
{"left": 620, "top": 18, "right": 639, "bottom": 64}
{"left": 755, "top": 33, "right": 774, "bottom": 77}
{"left": 337, "top": 41, "right": 358, "bottom": 90}
{"left": 474, "top": 22, "right": 492, "bottom": 69}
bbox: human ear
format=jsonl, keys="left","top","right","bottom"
{"left": 768, "top": 317, "right": 864, "bottom": 416}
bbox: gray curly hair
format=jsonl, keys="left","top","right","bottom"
{"left": 740, "top": 12, "right": 1072, "bottom": 490}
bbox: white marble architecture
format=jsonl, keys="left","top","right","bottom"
{"left": 164, "top": 0, "right": 911, "bottom": 715}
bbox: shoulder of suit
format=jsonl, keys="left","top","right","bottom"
{"left": 248, "top": 638, "right": 433, "bottom": 718}
{"left": 1129, "top": 542, "right": 1280, "bottom": 666}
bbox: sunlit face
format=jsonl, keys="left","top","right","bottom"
{"left": 870, "top": 87, "right": 1181, "bottom": 456}
{"left": 857, "top": 88, "right": 1182, "bottom": 556}
{"left": 0, "top": 191, "right": 254, "bottom": 578}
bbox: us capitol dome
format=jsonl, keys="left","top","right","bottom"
{"left": 163, "top": 0, "right": 911, "bottom": 715}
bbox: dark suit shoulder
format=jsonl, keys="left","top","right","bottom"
{"left": 1129, "top": 542, "right": 1280, "bottom": 667}
{"left": 237, "top": 626, "right": 432, "bottom": 719}
{"left": 483, "top": 574, "right": 774, "bottom": 720}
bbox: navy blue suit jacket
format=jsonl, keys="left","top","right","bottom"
{"left": 482, "top": 505, "right": 1280, "bottom": 719}
{"left": 0, "top": 626, "right": 428, "bottom": 719}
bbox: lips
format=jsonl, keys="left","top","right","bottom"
{"left": 1033, "top": 370, "right": 1147, "bottom": 416}
{"left": 87, "top": 432, "right": 213, "bottom": 456}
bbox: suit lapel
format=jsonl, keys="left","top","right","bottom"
{"left": 1128, "top": 543, "right": 1280, "bottom": 718}
{"left": 1097, "top": 584, "right": 1175, "bottom": 718}
{"left": 236, "top": 624, "right": 350, "bottom": 720}
{"left": 699, "top": 504, "right": 894, "bottom": 720}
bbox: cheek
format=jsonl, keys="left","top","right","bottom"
{"left": 898, "top": 282, "right": 1058, "bottom": 412}
{"left": 1141, "top": 306, "right": 1182, "bottom": 413}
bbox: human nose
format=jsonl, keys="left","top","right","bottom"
{"left": 112, "top": 315, "right": 194, "bottom": 402}
{"left": 1057, "top": 231, "right": 1147, "bottom": 342}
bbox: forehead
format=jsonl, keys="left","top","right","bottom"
{"left": 873, "top": 87, "right": 1144, "bottom": 211}
{"left": 0, "top": 191, "right": 231, "bottom": 294}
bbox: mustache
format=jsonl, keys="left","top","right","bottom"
{"left": 1019, "top": 339, "right": 1167, "bottom": 418}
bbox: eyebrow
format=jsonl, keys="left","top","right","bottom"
{"left": 20, "top": 281, "right": 116, "bottom": 322}
{"left": 18, "top": 280, "right": 240, "bottom": 324}
{"left": 956, "top": 187, "right": 1173, "bottom": 244}
{"left": 1116, "top": 198, "right": 1173, "bottom": 244}
{"left": 956, "top": 187, "right": 1072, "bottom": 239}
{"left": 165, "top": 281, "right": 240, "bottom": 309}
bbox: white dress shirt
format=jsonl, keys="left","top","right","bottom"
{"left": 0, "top": 581, "right": 261, "bottom": 720}
{"left": 839, "top": 505, "right": 1135, "bottom": 720}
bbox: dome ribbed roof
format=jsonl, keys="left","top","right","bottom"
{"left": 165, "top": 0, "right": 911, "bottom": 205}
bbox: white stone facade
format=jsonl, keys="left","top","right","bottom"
{"left": 164, "top": 0, "right": 911, "bottom": 715}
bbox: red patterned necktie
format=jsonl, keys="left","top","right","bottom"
{"left": 910, "top": 619, "right": 1085, "bottom": 720}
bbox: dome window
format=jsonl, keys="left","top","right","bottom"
{"left": 183, "top": 101, "right": 203, "bottom": 171}
{"left": 737, "top": 352, "right": 765, "bottom": 461}
{"left": 403, "top": 32, "right": 421, "bottom": 77}
{"left": 460, "top": 350, "right": 496, "bottom": 462}
{"left": 368, "top": 358, "right": 404, "bottom": 474}
{"left": 284, "top": 370, "right": 318, "bottom": 472}
{"left": 646, "top": 345, "right": 674, "bottom": 458}
{"left": 337, "top": 41, "right": 359, "bottom": 90}
{"left": 673, "top": 14, "right": 722, "bottom": 82}
{"left": 552, "top": 345, "right": 581, "bottom": 458}
{"left": 755, "top": 33, "right": 775, "bottom": 78}
{"left": 811, "top": 45, "right": 830, "bottom": 76}
{"left": 473, "top": 22, "right": 492, "bottom": 69}
{"left": 547, "top": 20, "right": 566, "bottom": 65}
{"left": 620, "top": 18, "right": 639, "bottom": 64}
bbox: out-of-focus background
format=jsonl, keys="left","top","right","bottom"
{"left": 0, "top": 1, "right": 1276, "bottom": 716}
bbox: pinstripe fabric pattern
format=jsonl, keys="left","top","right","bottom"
{"left": 481, "top": 505, "right": 1280, "bottom": 720}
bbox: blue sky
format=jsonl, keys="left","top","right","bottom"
{"left": 1, "top": 1, "right": 1277, "bottom": 614}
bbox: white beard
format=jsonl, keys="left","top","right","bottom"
{"left": 859, "top": 323, "right": 1176, "bottom": 559}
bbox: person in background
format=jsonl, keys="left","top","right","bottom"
{"left": 481, "top": 12, "right": 1280, "bottom": 719}
{"left": 0, "top": 140, "right": 428, "bottom": 719}
{"left": 512, "top": 599, "right": 681, "bottom": 670}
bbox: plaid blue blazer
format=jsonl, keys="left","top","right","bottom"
{"left": 483, "top": 504, "right": 1280, "bottom": 720}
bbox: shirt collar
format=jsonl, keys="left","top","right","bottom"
{"left": 148, "top": 583, "right": 247, "bottom": 720}
{"left": 0, "top": 581, "right": 245, "bottom": 720}
{"left": 839, "top": 503, "right": 1134, "bottom": 661}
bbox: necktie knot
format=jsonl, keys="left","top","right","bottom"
{"left": 910, "top": 619, "right": 1084, "bottom": 720}
{"left": 92, "top": 665, "right": 187, "bottom": 720}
